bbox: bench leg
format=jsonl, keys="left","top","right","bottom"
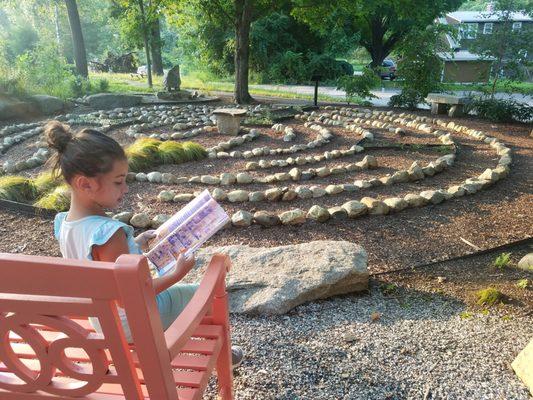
{"left": 431, "top": 102, "right": 447, "bottom": 115}
{"left": 448, "top": 105, "right": 464, "bottom": 118}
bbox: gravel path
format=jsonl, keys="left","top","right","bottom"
{"left": 214, "top": 285, "right": 532, "bottom": 400}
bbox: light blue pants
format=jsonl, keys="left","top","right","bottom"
{"left": 156, "top": 283, "right": 199, "bottom": 329}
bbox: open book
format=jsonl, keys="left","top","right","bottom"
{"left": 145, "top": 190, "right": 230, "bottom": 275}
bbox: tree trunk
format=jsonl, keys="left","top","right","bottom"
{"left": 368, "top": 17, "right": 386, "bottom": 69}
{"left": 150, "top": 18, "right": 164, "bottom": 76}
{"left": 138, "top": 0, "right": 153, "bottom": 88}
{"left": 54, "top": 1, "right": 61, "bottom": 48}
{"left": 234, "top": 0, "right": 253, "bottom": 104}
{"left": 64, "top": 0, "right": 88, "bottom": 77}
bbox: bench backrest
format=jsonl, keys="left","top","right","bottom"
{"left": 0, "top": 253, "right": 179, "bottom": 399}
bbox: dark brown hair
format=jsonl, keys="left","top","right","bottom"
{"left": 44, "top": 121, "right": 126, "bottom": 182}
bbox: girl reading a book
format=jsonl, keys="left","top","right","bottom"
{"left": 46, "top": 121, "right": 243, "bottom": 366}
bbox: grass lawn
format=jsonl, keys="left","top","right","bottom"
{"left": 90, "top": 72, "right": 357, "bottom": 104}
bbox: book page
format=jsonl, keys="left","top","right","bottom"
{"left": 145, "top": 191, "right": 229, "bottom": 275}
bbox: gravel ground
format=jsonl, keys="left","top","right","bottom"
{"left": 209, "top": 284, "right": 533, "bottom": 400}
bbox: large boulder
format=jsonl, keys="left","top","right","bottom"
{"left": 0, "top": 96, "right": 37, "bottom": 120}
{"left": 86, "top": 93, "right": 142, "bottom": 109}
{"left": 30, "top": 95, "right": 66, "bottom": 115}
{"left": 512, "top": 338, "right": 533, "bottom": 396}
{"left": 191, "top": 241, "right": 368, "bottom": 315}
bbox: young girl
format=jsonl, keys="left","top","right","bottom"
{"left": 47, "top": 121, "right": 243, "bottom": 366}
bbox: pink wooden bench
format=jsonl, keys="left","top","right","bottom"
{"left": 0, "top": 252, "right": 234, "bottom": 399}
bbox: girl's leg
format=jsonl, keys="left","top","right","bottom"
{"left": 156, "top": 283, "right": 199, "bottom": 329}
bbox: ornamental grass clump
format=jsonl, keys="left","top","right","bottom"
{"left": 181, "top": 141, "right": 207, "bottom": 161}
{"left": 476, "top": 287, "right": 502, "bottom": 306}
{"left": 34, "top": 184, "right": 71, "bottom": 211}
{"left": 125, "top": 138, "right": 162, "bottom": 172}
{"left": 158, "top": 141, "right": 187, "bottom": 164}
{"left": 33, "top": 171, "right": 63, "bottom": 195}
{"left": 125, "top": 138, "right": 207, "bottom": 171}
{"left": 0, "top": 175, "right": 37, "bottom": 202}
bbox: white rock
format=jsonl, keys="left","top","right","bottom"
{"left": 227, "top": 190, "right": 249, "bottom": 202}
{"left": 279, "top": 209, "right": 306, "bottom": 225}
{"left": 130, "top": 213, "right": 151, "bottom": 228}
{"left": 231, "top": 210, "right": 253, "bottom": 227}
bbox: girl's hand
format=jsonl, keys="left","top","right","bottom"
{"left": 173, "top": 251, "right": 195, "bottom": 276}
{"left": 134, "top": 230, "right": 156, "bottom": 251}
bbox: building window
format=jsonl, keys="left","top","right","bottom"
{"left": 483, "top": 23, "right": 493, "bottom": 34}
{"left": 512, "top": 22, "right": 522, "bottom": 31}
{"left": 461, "top": 23, "right": 478, "bottom": 39}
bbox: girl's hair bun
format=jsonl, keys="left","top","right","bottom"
{"left": 44, "top": 121, "right": 73, "bottom": 153}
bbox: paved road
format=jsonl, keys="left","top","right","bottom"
{"left": 249, "top": 83, "right": 533, "bottom": 107}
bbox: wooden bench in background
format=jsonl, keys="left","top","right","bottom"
{"left": 426, "top": 93, "right": 471, "bottom": 118}
{"left": 0, "top": 253, "right": 234, "bottom": 399}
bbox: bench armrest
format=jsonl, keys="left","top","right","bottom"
{"left": 163, "top": 253, "right": 230, "bottom": 358}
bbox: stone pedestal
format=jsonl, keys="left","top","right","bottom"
{"left": 431, "top": 102, "right": 447, "bottom": 115}
{"left": 512, "top": 338, "right": 533, "bottom": 396}
{"left": 213, "top": 108, "right": 247, "bottom": 135}
{"left": 448, "top": 104, "right": 464, "bottom": 117}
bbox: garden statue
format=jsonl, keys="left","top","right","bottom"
{"left": 164, "top": 65, "right": 181, "bottom": 92}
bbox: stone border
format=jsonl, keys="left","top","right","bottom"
{"left": 111, "top": 107, "right": 510, "bottom": 229}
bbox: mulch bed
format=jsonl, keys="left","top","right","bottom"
{"left": 0, "top": 100, "right": 531, "bottom": 276}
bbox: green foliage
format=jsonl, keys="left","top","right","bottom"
{"left": 516, "top": 279, "right": 529, "bottom": 289}
{"left": 389, "top": 25, "right": 448, "bottom": 109}
{"left": 0, "top": 175, "right": 37, "bottom": 202}
{"left": 126, "top": 138, "right": 207, "bottom": 171}
{"left": 476, "top": 287, "right": 502, "bottom": 306}
{"left": 336, "top": 67, "right": 379, "bottom": 104}
{"left": 181, "top": 141, "right": 208, "bottom": 160}
{"left": 33, "top": 171, "right": 63, "bottom": 195}
{"left": 158, "top": 141, "right": 187, "bottom": 164}
{"left": 380, "top": 283, "right": 398, "bottom": 296}
{"left": 34, "top": 184, "right": 71, "bottom": 211}
{"left": 98, "top": 78, "right": 110, "bottom": 92}
{"left": 293, "top": 0, "right": 463, "bottom": 67}
{"left": 465, "top": 98, "right": 533, "bottom": 123}
{"left": 268, "top": 51, "right": 307, "bottom": 83}
{"left": 459, "top": 311, "right": 473, "bottom": 319}
{"left": 493, "top": 252, "right": 512, "bottom": 269}
{"left": 69, "top": 76, "right": 93, "bottom": 98}
{"left": 125, "top": 138, "right": 163, "bottom": 172}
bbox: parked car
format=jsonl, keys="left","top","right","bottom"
{"left": 377, "top": 59, "right": 397, "bottom": 80}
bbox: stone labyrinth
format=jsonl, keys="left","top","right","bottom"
{"left": 0, "top": 103, "right": 512, "bottom": 230}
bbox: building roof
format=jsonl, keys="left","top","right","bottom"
{"left": 447, "top": 11, "right": 532, "bottom": 23}
{"left": 437, "top": 50, "right": 495, "bottom": 61}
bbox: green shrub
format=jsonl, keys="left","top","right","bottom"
{"left": 268, "top": 51, "right": 307, "bottom": 84}
{"left": 494, "top": 252, "right": 511, "bottom": 269}
{"left": 336, "top": 67, "right": 379, "bottom": 104}
{"left": 465, "top": 97, "right": 533, "bottom": 123}
{"left": 476, "top": 287, "right": 502, "bottom": 306}
{"left": 13, "top": 43, "right": 76, "bottom": 99}
{"left": 98, "top": 78, "right": 110, "bottom": 92}
{"left": 69, "top": 76, "right": 92, "bottom": 98}
{"left": 34, "top": 184, "right": 71, "bottom": 211}
{"left": 388, "top": 25, "right": 448, "bottom": 109}
{"left": 516, "top": 279, "right": 529, "bottom": 289}
{"left": 0, "top": 176, "right": 37, "bottom": 202}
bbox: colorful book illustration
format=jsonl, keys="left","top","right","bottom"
{"left": 145, "top": 190, "right": 230, "bottom": 275}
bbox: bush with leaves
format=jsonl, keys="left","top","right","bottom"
{"left": 336, "top": 67, "right": 379, "bottom": 104}
{"left": 465, "top": 97, "right": 533, "bottom": 123}
{"left": 389, "top": 25, "right": 448, "bottom": 109}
